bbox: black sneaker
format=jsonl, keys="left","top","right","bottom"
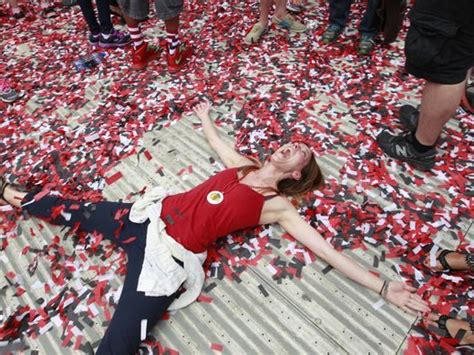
{"left": 13, "top": 10, "right": 25, "bottom": 19}
{"left": 322, "top": 24, "right": 343, "bottom": 44}
{"left": 376, "top": 131, "right": 436, "bottom": 171}
{"left": 399, "top": 104, "right": 419, "bottom": 132}
{"left": 89, "top": 33, "right": 100, "bottom": 46}
{"left": 99, "top": 29, "right": 131, "bottom": 48}
{"left": 358, "top": 34, "right": 375, "bottom": 55}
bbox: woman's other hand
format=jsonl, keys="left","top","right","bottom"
{"left": 193, "top": 101, "right": 212, "bottom": 121}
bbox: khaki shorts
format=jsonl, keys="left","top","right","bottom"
{"left": 117, "top": 0, "right": 183, "bottom": 21}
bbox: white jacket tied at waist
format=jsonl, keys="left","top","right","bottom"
{"left": 129, "top": 186, "right": 207, "bottom": 311}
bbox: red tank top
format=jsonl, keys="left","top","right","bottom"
{"left": 160, "top": 168, "right": 266, "bottom": 253}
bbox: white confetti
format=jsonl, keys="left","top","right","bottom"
{"left": 140, "top": 319, "right": 148, "bottom": 341}
{"left": 372, "top": 299, "right": 385, "bottom": 310}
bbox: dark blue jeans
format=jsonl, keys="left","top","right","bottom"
{"left": 22, "top": 193, "right": 180, "bottom": 355}
{"left": 78, "top": 0, "right": 113, "bottom": 35}
{"left": 328, "top": 0, "right": 381, "bottom": 36}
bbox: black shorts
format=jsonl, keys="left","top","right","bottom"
{"left": 404, "top": 0, "right": 474, "bottom": 85}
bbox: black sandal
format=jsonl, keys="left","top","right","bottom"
{"left": 466, "top": 253, "right": 474, "bottom": 272}
{"left": 431, "top": 249, "right": 474, "bottom": 273}
{"left": 436, "top": 249, "right": 456, "bottom": 272}
{"left": 435, "top": 315, "right": 474, "bottom": 345}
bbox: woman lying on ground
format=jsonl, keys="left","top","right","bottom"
{"left": 0, "top": 101, "right": 429, "bottom": 354}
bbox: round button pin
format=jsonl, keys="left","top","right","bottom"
{"left": 207, "top": 191, "right": 224, "bottom": 205}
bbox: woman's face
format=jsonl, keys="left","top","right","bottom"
{"left": 270, "top": 141, "right": 312, "bottom": 176}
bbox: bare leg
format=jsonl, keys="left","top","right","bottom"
{"left": 122, "top": 12, "right": 140, "bottom": 27}
{"left": 274, "top": 0, "right": 287, "bottom": 19}
{"left": 3, "top": 185, "right": 27, "bottom": 208}
{"left": 8, "top": 0, "right": 20, "bottom": 11}
{"left": 415, "top": 80, "right": 466, "bottom": 146}
{"left": 164, "top": 14, "right": 179, "bottom": 33}
{"left": 259, "top": 0, "right": 273, "bottom": 27}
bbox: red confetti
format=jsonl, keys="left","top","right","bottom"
{"left": 105, "top": 171, "right": 123, "bottom": 185}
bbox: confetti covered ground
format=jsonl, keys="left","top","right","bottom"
{"left": 1, "top": 0, "right": 473, "bottom": 354}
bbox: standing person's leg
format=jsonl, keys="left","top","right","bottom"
{"left": 377, "top": 79, "right": 466, "bottom": 171}
{"left": 245, "top": 0, "right": 305, "bottom": 45}
{"left": 78, "top": 0, "right": 102, "bottom": 45}
{"left": 116, "top": 0, "right": 160, "bottom": 70}
{"left": 273, "top": 0, "right": 306, "bottom": 33}
{"left": 155, "top": 0, "right": 191, "bottom": 73}
{"left": 244, "top": 0, "right": 273, "bottom": 45}
{"left": 377, "top": 1, "right": 474, "bottom": 171}
{"left": 358, "top": 0, "right": 381, "bottom": 54}
{"left": 414, "top": 80, "right": 466, "bottom": 146}
{"left": 323, "top": 0, "right": 353, "bottom": 43}
{"left": 95, "top": 0, "right": 130, "bottom": 48}
{"left": 95, "top": 0, "right": 113, "bottom": 33}
{"left": 8, "top": 0, "right": 24, "bottom": 19}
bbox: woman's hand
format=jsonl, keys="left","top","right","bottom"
{"left": 193, "top": 101, "right": 212, "bottom": 121}
{"left": 384, "top": 281, "right": 430, "bottom": 315}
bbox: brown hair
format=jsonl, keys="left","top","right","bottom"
{"left": 277, "top": 152, "right": 324, "bottom": 198}
{"left": 239, "top": 152, "right": 324, "bottom": 198}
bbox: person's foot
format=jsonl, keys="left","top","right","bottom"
{"left": 358, "top": 34, "right": 376, "bottom": 55}
{"left": 424, "top": 249, "right": 473, "bottom": 273}
{"left": 131, "top": 43, "right": 160, "bottom": 70}
{"left": 322, "top": 24, "right": 343, "bottom": 44}
{"left": 427, "top": 314, "right": 474, "bottom": 346}
{"left": 99, "top": 29, "right": 131, "bottom": 48}
{"left": 0, "top": 176, "right": 8, "bottom": 204}
{"left": 41, "top": 6, "right": 57, "bottom": 19}
{"left": 0, "top": 79, "right": 20, "bottom": 103}
{"left": 273, "top": 14, "right": 306, "bottom": 32}
{"left": 286, "top": 1, "right": 304, "bottom": 13}
{"left": 89, "top": 33, "right": 100, "bottom": 47}
{"left": 461, "top": 84, "right": 474, "bottom": 114}
{"left": 244, "top": 22, "right": 268, "bottom": 44}
{"left": 376, "top": 131, "right": 436, "bottom": 171}
{"left": 399, "top": 104, "right": 419, "bottom": 132}
{"left": 167, "top": 43, "right": 192, "bottom": 74}
{"left": 12, "top": 9, "right": 25, "bottom": 19}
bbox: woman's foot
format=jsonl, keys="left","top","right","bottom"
{"left": 427, "top": 313, "right": 474, "bottom": 346}
{"left": 424, "top": 249, "right": 473, "bottom": 272}
{"left": 0, "top": 176, "right": 8, "bottom": 204}
{"left": 0, "top": 178, "right": 27, "bottom": 208}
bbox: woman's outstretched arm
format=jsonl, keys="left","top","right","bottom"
{"left": 193, "top": 102, "right": 257, "bottom": 168}
{"left": 276, "top": 203, "right": 430, "bottom": 314}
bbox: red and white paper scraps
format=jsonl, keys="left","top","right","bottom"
{"left": 1, "top": 1, "right": 472, "bottom": 354}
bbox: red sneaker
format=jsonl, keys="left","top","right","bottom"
{"left": 132, "top": 43, "right": 160, "bottom": 70}
{"left": 167, "top": 43, "right": 192, "bottom": 74}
